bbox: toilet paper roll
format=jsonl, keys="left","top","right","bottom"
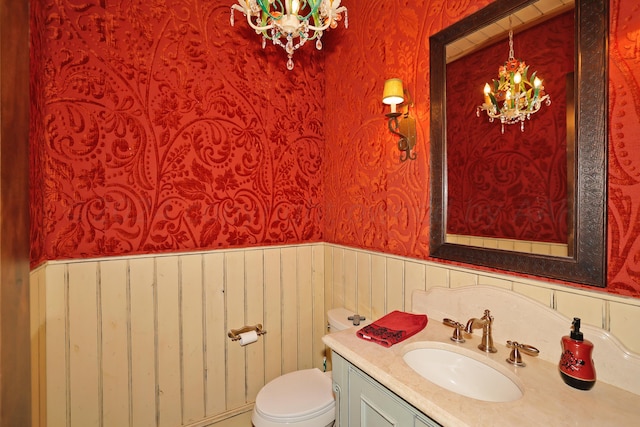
{"left": 239, "top": 330, "right": 258, "bottom": 346}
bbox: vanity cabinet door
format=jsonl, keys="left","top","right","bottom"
{"left": 347, "top": 366, "right": 416, "bottom": 426}
{"left": 331, "top": 351, "right": 441, "bottom": 427}
{"left": 415, "top": 416, "right": 441, "bottom": 427}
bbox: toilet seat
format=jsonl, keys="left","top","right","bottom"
{"left": 253, "top": 368, "right": 335, "bottom": 426}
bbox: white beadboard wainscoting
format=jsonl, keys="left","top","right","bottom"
{"left": 323, "top": 244, "right": 640, "bottom": 355}
{"left": 30, "top": 245, "right": 327, "bottom": 427}
{"left": 30, "top": 243, "right": 640, "bottom": 427}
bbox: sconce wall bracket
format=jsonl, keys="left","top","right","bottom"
{"left": 386, "top": 110, "right": 417, "bottom": 162}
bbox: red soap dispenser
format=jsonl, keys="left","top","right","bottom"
{"left": 559, "top": 317, "right": 596, "bottom": 390}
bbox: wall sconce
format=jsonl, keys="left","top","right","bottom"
{"left": 382, "top": 78, "right": 417, "bottom": 161}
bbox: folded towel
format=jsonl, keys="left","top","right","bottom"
{"left": 357, "top": 310, "right": 428, "bottom": 347}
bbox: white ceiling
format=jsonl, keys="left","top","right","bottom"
{"left": 446, "top": 0, "right": 574, "bottom": 63}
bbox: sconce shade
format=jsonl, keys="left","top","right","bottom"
{"left": 383, "top": 78, "right": 405, "bottom": 105}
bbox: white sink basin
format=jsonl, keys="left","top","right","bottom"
{"left": 403, "top": 343, "right": 523, "bottom": 402}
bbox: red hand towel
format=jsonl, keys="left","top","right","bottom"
{"left": 357, "top": 310, "right": 428, "bottom": 347}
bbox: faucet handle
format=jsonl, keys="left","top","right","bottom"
{"left": 506, "top": 341, "right": 540, "bottom": 367}
{"left": 443, "top": 318, "right": 466, "bottom": 343}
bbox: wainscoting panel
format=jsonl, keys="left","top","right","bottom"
{"left": 202, "top": 252, "right": 226, "bottom": 418}
{"left": 129, "top": 257, "right": 156, "bottom": 427}
{"left": 262, "top": 249, "right": 282, "bottom": 386}
{"left": 323, "top": 244, "right": 640, "bottom": 355}
{"left": 31, "top": 243, "right": 640, "bottom": 426}
{"left": 100, "top": 259, "right": 130, "bottom": 427}
{"left": 68, "top": 262, "right": 100, "bottom": 426}
{"left": 181, "top": 254, "right": 206, "bottom": 424}
{"left": 31, "top": 244, "right": 326, "bottom": 427}
{"left": 244, "top": 250, "right": 266, "bottom": 405}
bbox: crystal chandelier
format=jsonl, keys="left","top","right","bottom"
{"left": 230, "top": 0, "right": 348, "bottom": 70}
{"left": 476, "top": 25, "right": 551, "bottom": 133}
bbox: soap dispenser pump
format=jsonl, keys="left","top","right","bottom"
{"left": 559, "top": 317, "right": 596, "bottom": 390}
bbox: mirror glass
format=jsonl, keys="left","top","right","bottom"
{"left": 446, "top": 1, "right": 574, "bottom": 257}
{"left": 429, "top": 0, "right": 607, "bottom": 287}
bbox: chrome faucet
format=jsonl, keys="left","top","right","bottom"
{"left": 465, "top": 309, "right": 497, "bottom": 353}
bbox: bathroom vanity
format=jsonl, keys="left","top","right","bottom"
{"left": 323, "top": 286, "right": 640, "bottom": 426}
{"left": 331, "top": 351, "right": 441, "bottom": 426}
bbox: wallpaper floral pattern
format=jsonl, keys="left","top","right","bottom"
{"left": 29, "top": 0, "right": 640, "bottom": 298}
{"left": 30, "top": 0, "right": 324, "bottom": 263}
{"left": 323, "top": 0, "right": 640, "bottom": 298}
{"left": 608, "top": 0, "right": 640, "bottom": 295}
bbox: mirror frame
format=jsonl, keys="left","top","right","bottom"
{"left": 429, "top": 0, "right": 608, "bottom": 287}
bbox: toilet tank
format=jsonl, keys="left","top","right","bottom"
{"left": 327, "top": 308, "right": 369, "bottom": 333}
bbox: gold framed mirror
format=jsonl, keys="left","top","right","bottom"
{"left": 429, "top": 0, "right": 607, "bottom": 287}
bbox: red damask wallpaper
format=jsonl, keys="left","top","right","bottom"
{"left": 30, "top": 0, "right": 325, "bottom": 263}
{"left": 446, "top": 12, "right": 572, "bottom": 244}
{"left": 323, "top": 0, "right": 640, "bottom": 298}
{"left": 30, "top": 1, "right": 640, "bottom": 298}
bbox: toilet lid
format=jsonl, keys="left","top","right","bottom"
{"left": 255, "top": 368, "right": 335, "bottom": 422}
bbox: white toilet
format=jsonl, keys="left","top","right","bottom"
{"left": 252, "top": 307, "right": 364, "bottom": 427}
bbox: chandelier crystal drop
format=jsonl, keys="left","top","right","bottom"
{"left": 476, "top": 26, "right": 551, "bottom": 133}
{"left": 230, "top": 0, "right": 348, "bottom": 70}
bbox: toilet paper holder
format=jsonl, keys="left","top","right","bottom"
{"left": 227, "top": 324, "right": 267, "bottom": 341}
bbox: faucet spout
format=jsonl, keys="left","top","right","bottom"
{"left": 465, "top": 309, "right": 497, "bottom": 353}
{"left": 464, "top": 317, "right": 485, "bottom": 334}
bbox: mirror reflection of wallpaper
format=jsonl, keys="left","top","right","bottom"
{"left": 445, "top": 11, "right": 573, "bottom": 244}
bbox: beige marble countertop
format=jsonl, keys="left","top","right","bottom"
{"left": 323, "top": 320, "right": 640, "bottom": 426}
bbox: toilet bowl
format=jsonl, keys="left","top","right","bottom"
{"left": 251, "top": 308, "right": 365, "bottom": 427}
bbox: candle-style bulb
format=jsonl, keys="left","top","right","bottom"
{"left": 290, "top": 0, "right": 300, "bottom": 15}
{"left": 533, "top": 76, "right": 542, "bottom": 100}
{"left": 514, "top": 72, "right": 522, "bottom": 85}
{"left": 483, "top": 83, "right": 492, "bottom": 106}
